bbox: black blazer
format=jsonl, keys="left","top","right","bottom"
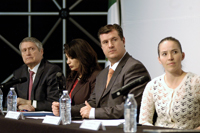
{"left": 13, "top": 59, "right": 65, "bottom": 111}
{"left": 71, "top": 53, "right": 151, "bottom": 119}
{"left": 67, "top": 70, "right": 100, "bottom": 105}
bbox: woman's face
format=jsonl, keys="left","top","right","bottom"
{"left": 158, "top": 40, "right": 185, "bottom": 74}
{"left": 66, "top": 54, "right": 80, "bottom": 71}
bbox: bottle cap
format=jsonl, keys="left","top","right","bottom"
{"left": 10, "top": 87, "right": 15, "bottom": 90}
{"left": 128, "top": 94, "right": 134, "bottom": 97}
{"left": 63, "top": 90, "right": 68, "bottom": 94}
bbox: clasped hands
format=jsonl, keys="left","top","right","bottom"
{"left": 80, "top": 101, "right": 92, "bottom": 118}
{"left": 17, "top": 98, "right": 35, "bottom": 111}
{"left": 52, "top": 101, "right": 92, "bottom": 118}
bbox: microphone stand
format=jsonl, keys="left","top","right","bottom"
{"left": 57, "top": 82, "right": 63, "bottom": 98}
{"left": 57, "top": 78, "right": 66, "bottom": 98}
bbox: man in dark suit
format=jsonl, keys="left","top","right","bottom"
{"left": 52, "top": 24, "right": 150, "bottom": 119}
{"left": 14, "top": 37, "right": 65, "bottom": 111}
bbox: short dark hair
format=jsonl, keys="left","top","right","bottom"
{"left": 64, "top": 38, "right": 100, "bottom": 82}
{"left": 98, "top": 24, "right": 124, "bottom": 41}
{"left": 158, "top": 36, "right": 182, "bottom": 57}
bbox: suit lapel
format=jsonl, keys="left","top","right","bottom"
{"left": 67, "top": 76, "right": 77, "bottom": 93}
{"left": 31, "top": 60, "right": 45, "bottom": 99}
{"left": 70, "top": 78, "right": 82, "bottom": 99}
{"left": 67, "top": 74, "right": 85, "bottom": 99}
{"left": 21, "top": 65, "right": 29, "bottom": 99}
{"left": 101, "top": 53, "right": 130, "bottom": 98}
{"left": 95, "top": 67, "right": 109, "bottom": 105}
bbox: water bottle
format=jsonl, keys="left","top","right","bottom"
{"left": 7, "top": 87, "right": 17, "bottom": 112}
{"left": 0, "top": 88, "right": 3, "bottom": 112}
{"left": 59, "top": 90, "right": 71, "bottom": 125}
{"left": 124, "top": 94, "right": 137, "bottom": 133}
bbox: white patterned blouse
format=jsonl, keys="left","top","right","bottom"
{"left": 139, "top": 72, "right": 200, "bottom": 129}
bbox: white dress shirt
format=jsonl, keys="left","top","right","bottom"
{"left": 28, "top": 63, "right": 40, "bottom": 108}
{"left": 89, "top": 52, "right": 126, "bottom": 118}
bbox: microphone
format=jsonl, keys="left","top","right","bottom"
{"left": 111, "top": 76, "right": 150, "bottom": 99}
{"left": 0, "top": 77, "right": 27, "bottom": 89}
{"left": 56, "top": 72, "right": 63, "bottom": 80}
{"left": 56, "top": 72, "right": 64, "bottom": 97}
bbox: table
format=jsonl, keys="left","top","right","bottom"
{"left": 0, "top": 115, "right": 189, "bottom": 133}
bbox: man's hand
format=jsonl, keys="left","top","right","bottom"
{"left": 18, "top": 104, "right": 35, "bottom": 111}
{"left": 17, "top": 98, "right": 31, "bottom": 106}
{"left": 80, "top": 101, "right": 92, "bottom": 118}
{"left": 17, "top": 98, "right": 34, "bottom": 111}
{"left": 52, "top": 102, "right": 60, "bottom": 116}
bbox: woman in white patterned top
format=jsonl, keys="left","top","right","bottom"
{"left": 139, "top": 36, "right": 200, "bottom": 129}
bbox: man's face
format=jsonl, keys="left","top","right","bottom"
{"left": 100, "top": 29, "right": 126, "bottom": 65}
{"left": 20, "top": 41, "right": 43, "bottom": 69}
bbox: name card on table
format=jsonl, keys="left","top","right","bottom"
{"left": 80, "top": 120, "right": 106, "bottom": 131}
{"left": 5, "top": 111, "right": 25, "bottom": 120}
{"left": 42, "top": 115, "right": 61, "bottom": 125}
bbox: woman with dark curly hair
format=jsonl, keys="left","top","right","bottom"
{"left": 64, "top": 38, "right": 101, "bottom": 105}
{"left": 52, "top": 39, "right": 101, "bottom": 115}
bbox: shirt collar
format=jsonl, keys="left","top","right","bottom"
{"left": 109, "top": 51, "right": 126, "bottom": 71}
{"left": 28, "top": 62, "right": 40, "bottom": 74}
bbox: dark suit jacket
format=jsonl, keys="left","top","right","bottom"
{"left": 13, "top": 59, "right": 65, "bottom": 111}
{"left": 71, "top": 53, "right": 151, "bottom": 119}
{"left": 67, "top": 70, "right": 100, "bottom": 105}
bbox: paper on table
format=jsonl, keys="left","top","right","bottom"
{"left": 73, "top": 119, "right": 125, "bottom": 126}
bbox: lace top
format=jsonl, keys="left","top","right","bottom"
{"left": 139, "top": 72, "right": 200, "bottom": 129}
